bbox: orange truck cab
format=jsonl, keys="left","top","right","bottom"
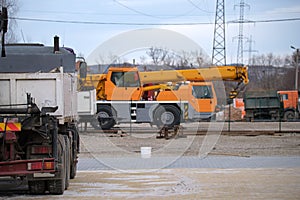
{"left": 278, "top": 90, "right": 300, "bottom": 120}
{"left": 102, "top": 67, "right": 142, "bottom": 101}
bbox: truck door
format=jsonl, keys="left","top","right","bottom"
{"left": 109, "top": 71, "right": 142, "bottom": 100}
{"left": 190, "top": 84, "right": 216, "bottom": 113}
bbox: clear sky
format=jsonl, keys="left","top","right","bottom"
{"left": 11, "top": 0, "right": 300, "bottom": 64}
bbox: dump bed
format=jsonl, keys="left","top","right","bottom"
{"left": 244, "top": 90, "right": 281, "bottom": 110}
{"left": 0, "top": 70, "right": 77, "bottom": 124}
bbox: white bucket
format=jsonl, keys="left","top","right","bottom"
{"left": 140, "top": 147, "right": 152, "bottom": 158}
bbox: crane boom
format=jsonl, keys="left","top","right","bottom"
{"left": 140, "top": 65, "right": 248, "bottom": 85}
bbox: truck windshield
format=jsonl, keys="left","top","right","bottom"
{"left": 111, "top": 71, "right": 140, "bottom": 87}
{"left": 192, "top": 85, "right": 212, "bottom": 99}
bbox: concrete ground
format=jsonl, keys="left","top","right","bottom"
{"left": 3, "top": 168, "right": 299, "bottom": 200}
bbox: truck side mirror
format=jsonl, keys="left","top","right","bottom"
{"left": 79, "top": 62, "right": 87, "bottom": 79}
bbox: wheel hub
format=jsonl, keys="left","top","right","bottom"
{"left": 161, "top": 111, "right": 175, "bottom": 125}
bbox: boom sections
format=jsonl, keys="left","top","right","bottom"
{"left": 140, "top": 65, "right": 248, "bottom": 85}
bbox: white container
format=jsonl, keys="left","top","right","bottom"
{"left": 0, "top": 71, "right": 77, "bottom": 124}
{"left": 77, "top": 89, "right": 96, "bottom": 115}
{"left": 140, "top": 147, "right": 152, "bottom": 158}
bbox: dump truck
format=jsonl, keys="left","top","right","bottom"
{"left": 0, "top": 37, "right": 79, "bottom": 194}
{"left": 243, "top": 90, "right": 283, "bottom": 121}
{"left": 77, "top": 63, "right": 248, "bottom": 130}
{"left": 243, "top": 90, "right": 300, "bottom": 121}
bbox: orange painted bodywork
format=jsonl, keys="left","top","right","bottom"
{"left": 156, "top": 82, "right": 217, "bottom": 113}
{"left": 278, "top": 90, "right": 299, "bottom": 110}
{"left": 96, "top": 67, "right": 142, "bottom": 101}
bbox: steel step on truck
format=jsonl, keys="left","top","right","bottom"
{"left": 0, "top": 36, "right": 79, "bottom": 194}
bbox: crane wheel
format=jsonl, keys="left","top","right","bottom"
{"left": 153, "top": 105, "right": 180, "bottom": 129}
{"left": 92, "top": 105, "right": 116, "bottom": 130}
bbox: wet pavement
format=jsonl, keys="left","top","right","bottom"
{"left": 78, "top": 156, "right": 300, "bottom": 171}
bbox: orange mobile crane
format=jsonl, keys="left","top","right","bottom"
{"left": 78, "top": 64, "right": 248, "bottom": 130}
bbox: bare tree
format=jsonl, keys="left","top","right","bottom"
{"left": 246, "top": 53, "right": 295, "bottom": 91}
{"left": 284, "top": 55, "right": 292, "bottom": 66}
{"left": 1, "top": 0, "right": 19, "bottom": 43}
{"left": 266, "top": 53, "right": 274, "bottom": 66}
{"left": 139, "top": 55, "right": 147, "bottom": 65}
{"left": 146, "top": 47, "right": 169, "bottom": 65}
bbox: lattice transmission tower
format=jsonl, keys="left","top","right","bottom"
{"left": 212, "top": 0, "right": 226, "bottom": 66}
{"left": 234, "top": 0, "right": 250, "bottom": 65}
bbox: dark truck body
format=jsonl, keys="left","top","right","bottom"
{"left": 244, "top": 90, "right": 283, "bottom": 121}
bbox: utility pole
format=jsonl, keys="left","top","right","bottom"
{"left": 234, "top": 0, "right": 250, "bottom": 65}
{"left": 291, "top": 46, "right": 299, "bottom": 91}
{"left": 212, "top": 0, "right": 226, "bottom": 66}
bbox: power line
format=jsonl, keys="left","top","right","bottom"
{"left": 112, "top": 0, "right": 197, "bottom": 19}
{"left": 10, "top": 17, "right": 211, "bottom": 25}
{"left": 10, "top": 16, "right": 300, "bottom": 26}
{"left": 24, "top": 8, "right": 300, "bottom": 18}
{"left": 228, "top": 17, "right": 300, "bottom": 23}
{"left": 186, "top": 0, "right": 213, "bottom": 14}
{"left": 22, "top": 9, "right": 212, "bottom": 17}
{"left": 112, "top": 0, "right": 162, "bottom": 19}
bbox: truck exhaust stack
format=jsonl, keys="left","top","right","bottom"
{"left": 53, "top": 35, "right": 59, "bottom": 53}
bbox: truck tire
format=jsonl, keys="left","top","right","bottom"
{"left": 64, "top": 135, "right": 71, "bottom": 190}
{"left": 28, "top": 180, "right": 46, "bottom": 194}
{"left": 70, "top": 131, "right": 78, "bottom": 179}
{"left": 153, "top": 105, "right": 180, "bottom": 128}
{"left": 283, "top": 110, "right": 295, "bottom": 121}
{"left": 48, "top": 135, "right": 66, "bottom": 195}
{"left": 70, "top": 160, "right": 77, "bottom": 179}
{"left": 68, "top": 125, "right": 78, "bottom": 179}
{"left": 92, "top": 105, "right": 116, "bottom": 130}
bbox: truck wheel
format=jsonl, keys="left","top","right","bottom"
{"left": 48, "top": 135, "right": 66, "bottom": 195}
{"left": 70, "top": 135, "right": 78, "bottom": 179}
{"left": 92, "top": 105, "right": 116, "bottom": 130}
{"left": 70, "top": 161, "right": 77, "bottom": 179}
{"left": 284, "top": 111, "right": 295, "bottom": 121}
{"left": 69, "top": 126, "right": 78, "bottom": 179}
{"left": 28, "top": 180, "right": 46, "bottom": 194}
{"left": 64, "top": 135, "right": 71, "bottom": 190}
{"left": 153, "top": 105, "right": 180, "bottom": 128}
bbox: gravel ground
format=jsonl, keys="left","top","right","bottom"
{"left": 79, "top": 122, "right": 300, "bottom": 158}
